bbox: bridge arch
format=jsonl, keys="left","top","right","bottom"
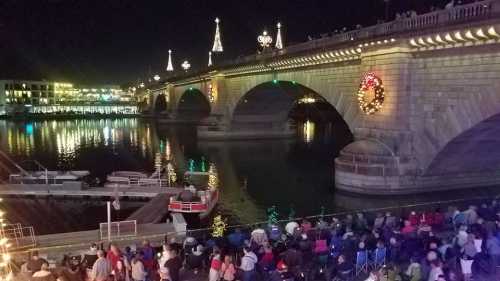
{"left": 231, "top": 80, "right": 352, "bottom": 144}
{"left": 425, "top": 112, "right": 500, "bottom": 176}
{"left": 176, "top": 88, "right": 211, "bottom": 120}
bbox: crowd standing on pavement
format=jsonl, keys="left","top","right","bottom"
{"left": 14, "top": 199, "right": 500, "bottom": 281}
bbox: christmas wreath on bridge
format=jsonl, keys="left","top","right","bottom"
{"left": 357, "top": 72, "right": 385, "bottom": 114}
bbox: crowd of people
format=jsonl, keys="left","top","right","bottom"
{"left": 14, "top": 199, "right": 500, "bottom": 281}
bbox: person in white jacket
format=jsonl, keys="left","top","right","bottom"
{"left": 158, "top": 244, "right": 172, "bottom": 272}
{"left": 131, "top": 253, "right": 147, "bottom": 281}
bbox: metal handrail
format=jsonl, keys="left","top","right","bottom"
{"left": 99, "top": 220, "right": 137, "bottom": 240}
{"left": 1, "top": 225, "right": 36, "bottom": 249}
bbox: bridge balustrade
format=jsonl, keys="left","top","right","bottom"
{"left": 155, "top": 0, "right": 499, "bottom": 85}
{"left": 223, "top": 0, "right": 498, "bottom": 67}
{"left": 336, "top": 152, "right": 400, "bottom": 177}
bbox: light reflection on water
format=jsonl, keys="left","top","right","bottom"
{"left": 0, "top": 118, "right": 498, "bottom": 234}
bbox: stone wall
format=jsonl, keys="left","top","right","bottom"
{"left": 410, "top": 45, "right": 500, "bottom": 174}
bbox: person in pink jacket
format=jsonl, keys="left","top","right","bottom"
{"left": 220, "top": 255, "right": 236, "bottom": 281}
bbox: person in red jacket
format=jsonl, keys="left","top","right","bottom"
{"left": 107, "top": 243, "right": 122, "bottom": 272}
{"left": 408, "top": 211, "right": 419, "bottom": 226}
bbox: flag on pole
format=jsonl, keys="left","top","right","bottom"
{"left": 112, "top": 184, "right": 120, "bottom": 210}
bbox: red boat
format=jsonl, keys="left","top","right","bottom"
{"left": 168, "top": 170, "right": 219, "bottom": 219}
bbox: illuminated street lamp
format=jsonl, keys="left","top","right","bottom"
{"left": 258, "top": 30, "right": 273, "bottom": 49}
{"left": 153, "top": 75, "right": 160, "bottom": 81}
{"left": 181, "top": 60, "right": 191, "bottom": 72}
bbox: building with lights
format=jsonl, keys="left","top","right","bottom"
{"left": 0, "top": 80, "right": 137, "bottom": 115}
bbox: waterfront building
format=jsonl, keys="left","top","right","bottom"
{"left": 0, "top": 79, "right": 137, "bottom": 115}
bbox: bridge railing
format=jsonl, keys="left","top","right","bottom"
{"left": 223, "top": 0, "right": 499, "bottom": 66}
{"left": 155, "top": 0, "right": 499, "bottom": 84}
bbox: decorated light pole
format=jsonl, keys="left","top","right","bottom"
{"left": 212, "top": 18, "right": 224, "bottom": 53}
{"left": 181, "top": 60, "right": 191, "bottom": 72}
{"left": 166, "top": 49, "right": 174, "bottom": 72}
{"left": 275, "top": 22, "right": 283, "bottom": 50}
{"left": 258, "top": 31, "right": 273, "bottom": 50}
{"left": 208, "top": 51, "right": 213, "bottom": 67}
{"left": 0, "top": 199, "right": 13, "bottom": 281}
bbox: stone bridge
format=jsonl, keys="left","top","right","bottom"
{"left": 144, "top": 0, "right": 500, "bottom": 194}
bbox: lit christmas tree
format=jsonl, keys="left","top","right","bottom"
{"left": 166, "top": 49, "right": 174, "bottom": 72}
{"left": 267, "top": 205, "right": 279, "bottom": 226}
{"left": 0, "top": 199, "right": 13, "bottom": 281}
{"left": 188, "top": 159, "right": 195, "bottom": 172}
{"left": 201, "top": 156, "right": 206, "bottom": 172}
{"left": 208, "top": 163, "right": 218, "bottom": 189}
{"left": 212, "top": 18, "right": 223, "bottom": 53}
{"left": 166, "top": 162, "right": 176, "bottom": 186}
{"left": 275, "top": 22, "right": 284, "bottom": 50}
{"left": 211, "top": 215, "right": 227, "bottom": 238}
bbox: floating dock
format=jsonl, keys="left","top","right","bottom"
{"left": 0, "top": 184, "right": 181, "bottom": 198}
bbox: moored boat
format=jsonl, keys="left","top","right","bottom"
{"left": 168, "top": 165, "right": 219, "bottom": 219}
{"left": 9, "top": 170, "right": 91, "bottom": 184}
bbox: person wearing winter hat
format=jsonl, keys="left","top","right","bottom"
{"left": 186, "top": 244, "right": 204, "bottom": 274}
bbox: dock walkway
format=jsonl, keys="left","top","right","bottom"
{"left": 0, "top": 184, "right": 181, "bottom": 198}
{"left": 127, "top": 193, "right": 171, "bottom": 223}
{"left": 11, "top": 223, "right": 180, "bottom": 260}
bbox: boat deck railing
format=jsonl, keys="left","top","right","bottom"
{"left": 107, "top": 177, "right": 175, "bottom": 188}
{"left": 169, "top": 200, "right": 207, "bottom": 213}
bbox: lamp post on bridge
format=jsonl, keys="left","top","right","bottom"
{"left": 181, "top": 60, "right": 191, "bottom": 72}
{"left": 258, "top": 30, "right": 273, "bottom": 52}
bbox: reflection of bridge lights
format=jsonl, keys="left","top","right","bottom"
{"left": 299, "top": 97, "right": 316, "bottom": 104}
{"left": 303, "top": 120, "right": 315, "bottom": 143}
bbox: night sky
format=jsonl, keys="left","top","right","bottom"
{"left": 0, "top": 0, "right": 448, "bottom": 85}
